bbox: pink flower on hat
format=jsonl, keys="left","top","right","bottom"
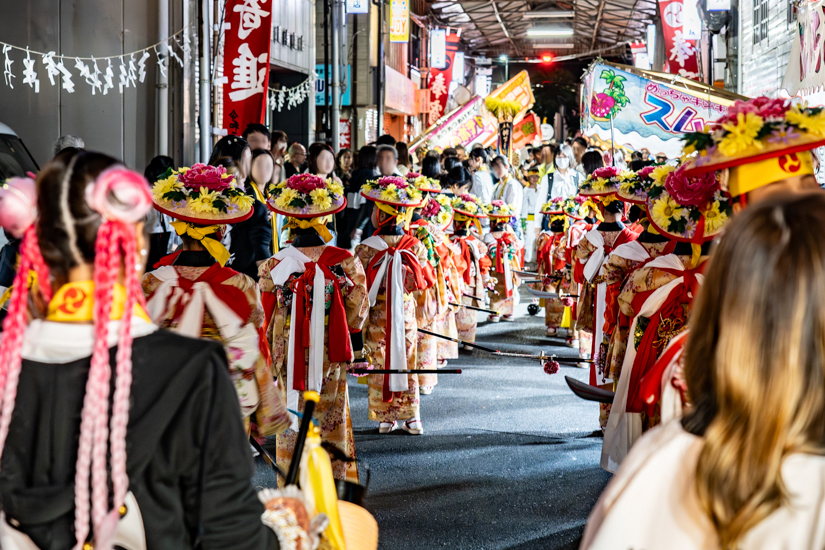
{"left": 178, "top": 163, "right": 235, "bottom": 191}
{"left": 287, "top": 173, "right": 325, "bottom": 194}
{"left": 664, "top": 166, "right": 719, "bottom": 207}
{"left": 638, "top": 165, "right": 656, "bottom": 179}
{"left": 593, "top": 166, "right": 619, "bottom": 179}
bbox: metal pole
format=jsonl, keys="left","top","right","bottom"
{"left": 199, "top": 0, "right": 212, "bottom": 163}
{"left": 505, "top": 58, "right": 509, "bottom": 81}
{"left": 331, "top": 0, "right": 341, "bottom": 151}
{"left": 157, "top": 0, "right": 169, "bottom": 156}
{"left": 323, "top": 0, "right": 331, "bottom": 142}
{"left": 377, "top": 0, "right": 385, "bottom": 136}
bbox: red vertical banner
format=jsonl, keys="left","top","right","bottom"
{"left": 427, "top": 32, "right": 460, "bottom": 127}
{"left": 658, "top": 0, "right": 700, "bottom": 80}
{"left": 222, "top": 0, "right": 273, "bottom": 136}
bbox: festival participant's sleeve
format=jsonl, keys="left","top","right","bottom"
{"left": 342, "top": 255, "right": 370, "bottom": 331}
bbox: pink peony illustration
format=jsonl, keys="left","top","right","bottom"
{"left": 664, "top": 166, "right": 719, "bottom": 207}
{"left": 591, "top": 93, "right": 616, "bottom": 118}
{"left": 178, "top": 163, "right": 235, "bottom": 191}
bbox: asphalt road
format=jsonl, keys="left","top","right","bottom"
{"left": 255, "top": 287, "right": 612, "bottom": 549}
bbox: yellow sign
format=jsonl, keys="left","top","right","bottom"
{"left": 486, "top": 70, "right": 536, "bottom": 119}
{"left": 389, "top": 0, "right": 410, "bottom": 43}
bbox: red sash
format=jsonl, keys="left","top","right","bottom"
{"left": 493, "top": 232, "right": 516, "bottom": 274}
{"left": 626, "top": 264, "right": 703, "bottom": 415}
{"left": 289, "top": 246, "right": 354, "bottom": 391}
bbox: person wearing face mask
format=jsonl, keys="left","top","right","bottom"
{"left": 534, "top": 143, "right": 583, "bottom": 223}
{"left": 270, "top": 130, "right": 288, "bottom": 182}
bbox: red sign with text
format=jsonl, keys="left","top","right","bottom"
{"left": 427, "top": 32, "right": 460, "bottom": 127}
{"left": 658, "top": 0, "right": 700, "bottom": 80}
{"left": 222, "top": 0, "right": 273, "bottom": 136}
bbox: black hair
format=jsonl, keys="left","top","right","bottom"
{"left": 441, "top": 147, "right": 457, "bottom": 159}
{"left": 469, "top": 148, "right": 488, "bottom": 163}
{"left": 573, "top": 136, "right": 588, "bottom": 148}
{"left": 307, "top": 142, "right": 335, "bottom": 176}
{"left": 357, "top": 145, "right": 378, "bottom": 170}
{"left": 445, "top": 165, "right": 471, "bottom": 187}
{"left": 37, "top": 149, "right": 119, "bottom": 283}
{"left": 376, "top": 134, "right": 397, "bottom": 146}
{"left": 208, "top": 135, "right": 249, "bottom": 166}
{"left": 628, "top": 204, "right": 644, "bottom": 223}
{"left": 629, "top": 159, "right": 647, "bottom": 171}
{"left": 271, "top": 130, "right": 287, "bottom": 145}
{"left": 443, "top": 156, "right": 462, "bottom": 172}
{"left": 491, "top": 155, "right": 509, "bottom": 167}
{"left": 604, "top": 199, "right": 625, "bottom": 214}
{"left": 242, "top": 123, "right": 270, "bottom": 142}
{"left": 396, "top": 142, "right": 411, "bottom": 167}
{"left": 581, "top": 150, "right": 605, "bottom": 176}
{"left": 144, "top": 155, "right": 175, "bottom": 184}
{"left": 422, "top": 156, "right": 442, "bottom": 178}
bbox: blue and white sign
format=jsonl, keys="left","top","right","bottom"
{"left": 431, "top": 29, "right": 447, "bottom": 69}
{"left": 346, "top": 0, "right": 369, "bottom": 14}
{"left": 315, "top": 64, "right": 352, "bottom": 106}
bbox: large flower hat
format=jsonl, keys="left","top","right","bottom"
{"left": 563, "top": 196, "right": 585, "bottom": 220}
{"left": 484, "top": 199, "right": 517, "bottom": 219}
{"left": 540, "top": 197, "right": 567, "bottom": 215}
{"left": 579, "top": 166, "right": 636, "bottom": 197}
{"left": 420, "top": 193, "right": 454, "bottom": 230}
{"left": 151, "top": 163, "right": 254, "bottom": 224}
{"left": 407, "top": 172, "right": 442, "bottom": 193}
{"left": 681, "top": 97, "right": 825, "bottom": 196}
{"left": 360, "top": 175, "right": 424, "bottom": 207}
{"left": 646, "top": 165, "right": 732, "bottom": 243}
{"left": 617, "top": 165, "right": 658, "bottom": 204}
{"left": 267, "top": 174, "right": 346, "bottom": 218}
{"left": 451, "top": 193, "right": 488, "bottom": 218}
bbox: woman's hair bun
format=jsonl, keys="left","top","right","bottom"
{"left": 0, "top": 177, "right": 37, "bottom": 238}
{"left": 85, "top": 167, "right": 153, "bottom": 224}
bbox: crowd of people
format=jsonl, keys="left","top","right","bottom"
{"left": 1, "top": 95, "right": 825, "bottom": 549}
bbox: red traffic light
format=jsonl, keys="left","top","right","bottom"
{"left": 542, "top": 55, "right": 553, "bottom": 63}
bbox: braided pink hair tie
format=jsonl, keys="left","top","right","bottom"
{"left": 85, "top": 167, "right": 152, "bottom": 224}
{"left": 0, "top": 177, "right": 37, "bottom": 239}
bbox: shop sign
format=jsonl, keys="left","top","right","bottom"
{"left": 385, "top": 66, "right": 416, "bottom": 115}
{"left": 389, "top": 0, "right": 410, "bottom": 43}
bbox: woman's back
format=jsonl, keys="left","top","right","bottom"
{"left": 1, "top": 327, "right": 275, "bottom": 549}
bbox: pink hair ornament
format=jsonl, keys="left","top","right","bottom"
{"left": 85, "top": 167, "right": 153, "bottom": 224}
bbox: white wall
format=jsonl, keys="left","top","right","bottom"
{"left": 739, "top": 0, "right": 794, "bottom": 97}
{"left": 272, "top": 0, "right": 314, "bottom": 74}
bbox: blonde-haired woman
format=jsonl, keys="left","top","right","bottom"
{"left": 582, "top": 191, "right": 825, "bottom": 550}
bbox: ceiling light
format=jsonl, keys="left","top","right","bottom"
{"left": 523, "top": 11, "right": 575, "bottom": 19}
{"left": 529, "top": 43, "right": 576, "bottom": 49}
{"left": 527, "top": 28, "right": 575, "bottom": 37}
{"left": 499, "top": 54, "right": 508, "bottom": 62}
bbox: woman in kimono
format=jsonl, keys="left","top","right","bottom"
{"left": 483, "top": 200, "right": 524, "bottom": 322}
{"left": 450, "top": 194, "right": 491, "bottom": 344}
{"left": 258, "top": 173, "right": 369, "bottom": 482}
{"left": 143, "top": 163, "right": 289, "bottom": 438}
{"left": 355, "top": 176, "right": 431, "bottom": 435}
{"left": 535, "top": 197, "right": 572, "bottom": 337}
{"left": 0, "top": 152, "right": 314, "bottom": 549}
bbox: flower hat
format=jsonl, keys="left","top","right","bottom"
{"left": 646, "top": 165, "right": 733, "bottom": 243}
{"left": 451, "top": 193, "right": 488, "bottom": 218}
{"left": 407, "top": 172, "right": 442, "bottom": 193}
{"left": 420, "top": 193, "right": 454, "bottom": 231}
{"left": 485, "top": 199, "right": 517, "bottom": 219}
{"left": 152, "top": 163, "right": 254, "bottom": 224}
{"left": 617, "top": 165, "right": 658, "bottom": 205}
{"left": 563, "top": 197, "right": 585, "bottom": 220}
{"left": 360, "top": 175, "right": 424, "bottom": 207}
{"left": 540, "top": 197, "right": 567, "bottom": 215}
{"left": 579, "top": 166, "right": 636, "bottom": 197}
{"left": 267, "top": 174, "right": 346, "bottom": 218}
{"left": 681, "top": 97, "right": 825, "bottom": 196}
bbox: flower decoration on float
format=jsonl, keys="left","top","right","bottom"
{"left": 152, "top": 163, "right": 254, "bottom": 223}
{"left": 360, "top": 175, "right": 424, "bottom": 206}
{"left": 267, "top": 173, "right": 346, "bottom": 218}
{"left": 407, "top": 171, "right": 442, "bottom": 193}
{"left": 680, "top": 96, "right": 825, "bottom": 197}
{"left": 420, "top": 193, "right": 454, "bottom": 230}
{"left": 484, "top": 199, "right": 517, "bottom": 219}
{"left": 646, "top": 165, "right": 733, "bottom": 242}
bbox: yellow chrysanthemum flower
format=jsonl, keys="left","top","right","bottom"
{"left": 703, "top": 202, "right": 728, "bottom": 234}
{"left": 327, "top": 181, "right": 344, "bottom": 196}
{"left": 650, "top": 164, "right": 676, "bottom": 185}
{"left": 591, "top": 177, "right": 609, "bottom": 191}
{"left": 650, "top": 196, "right": 684, "bottom": 230}
{"left": 785, "top": 108, "right": 825, "bottom": 136}
{"left": 618, "top": 170, "right": 635, "bottom": 181}
{"left": 190, "top": 187, "right": 220, "bottom": 214}
{"left": 232, "top": 194, "right": 254, "bottom": 210}
{"left": 619, "top": 179, "right": 636, "bottom": 193}
{"left": 151, "top": 176, "right": 182, "bottom": 200}
{"left": 275, "top": 188, "right": 299, "bottom": 208}
{"left": 718, "top": 112, "right": 764, "bottom": 157}
{"left": 310, "top": 188, "right": 333, "bottom": 209}
{"left": 464, "top": 202, "right": 478, "bottom": 213}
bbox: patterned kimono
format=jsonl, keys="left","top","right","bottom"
{"left": 483, "top": 226, "right": 523, "bottom": 316}
{"left": 257, "top": 245, "right": 369, "bottom": 482}
{"left": 535, "top": 231, "right": 569, "bottom": 330}
{"left": 451, "top": 231, "right": 491, "bottom": 342}
{"left": 355, "top": 234, "right": 430, "bottom": 423}
{"left": 142, "top": 252, "right": 288, "bottom": 437}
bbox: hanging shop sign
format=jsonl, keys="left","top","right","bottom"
{"left": 222, "top": 0, "right": 273, "bottom": 136}
{"left": 346, "top": 0, "right": 370, "bottom": 14}
{"left": 315, "top": 64, "right": 352, "bottom": 106}
{"left": 427, "top": 31, "right": 461, "bottom": 126}
{"left": 658, "top": 0, "right": 700, "bottom": 80}
{"left": 410, "top": 96, "right": 497, "bottom": 154}
{"left": 340, "top": 118, "right": 352, "bottom": 149}
{"left": 389, "top": 0, "right": 410, "bottom": 43}
{"left": 580, "top": 61, "right": 743, "bottom": 157}
{"left": 431, "top": 29, "right": 447, "bottom": 69}
{"left": 782, "top": 0, "right": 825, "bottom": 105}
{"left": 385, "top": 65, "right": 416, "bottom": 115}
{"left": 512, "top": 112, "right": 540, "bottom": 150}
{"left": 485, "top": 70, "right": 535, "bottom": 119}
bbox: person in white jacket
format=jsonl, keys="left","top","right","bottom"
{"left": 468, "top": 148, "right": 494, "bottom": 231}
{"left": 533, "top": 143, "right": 583, "bottom": 221}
